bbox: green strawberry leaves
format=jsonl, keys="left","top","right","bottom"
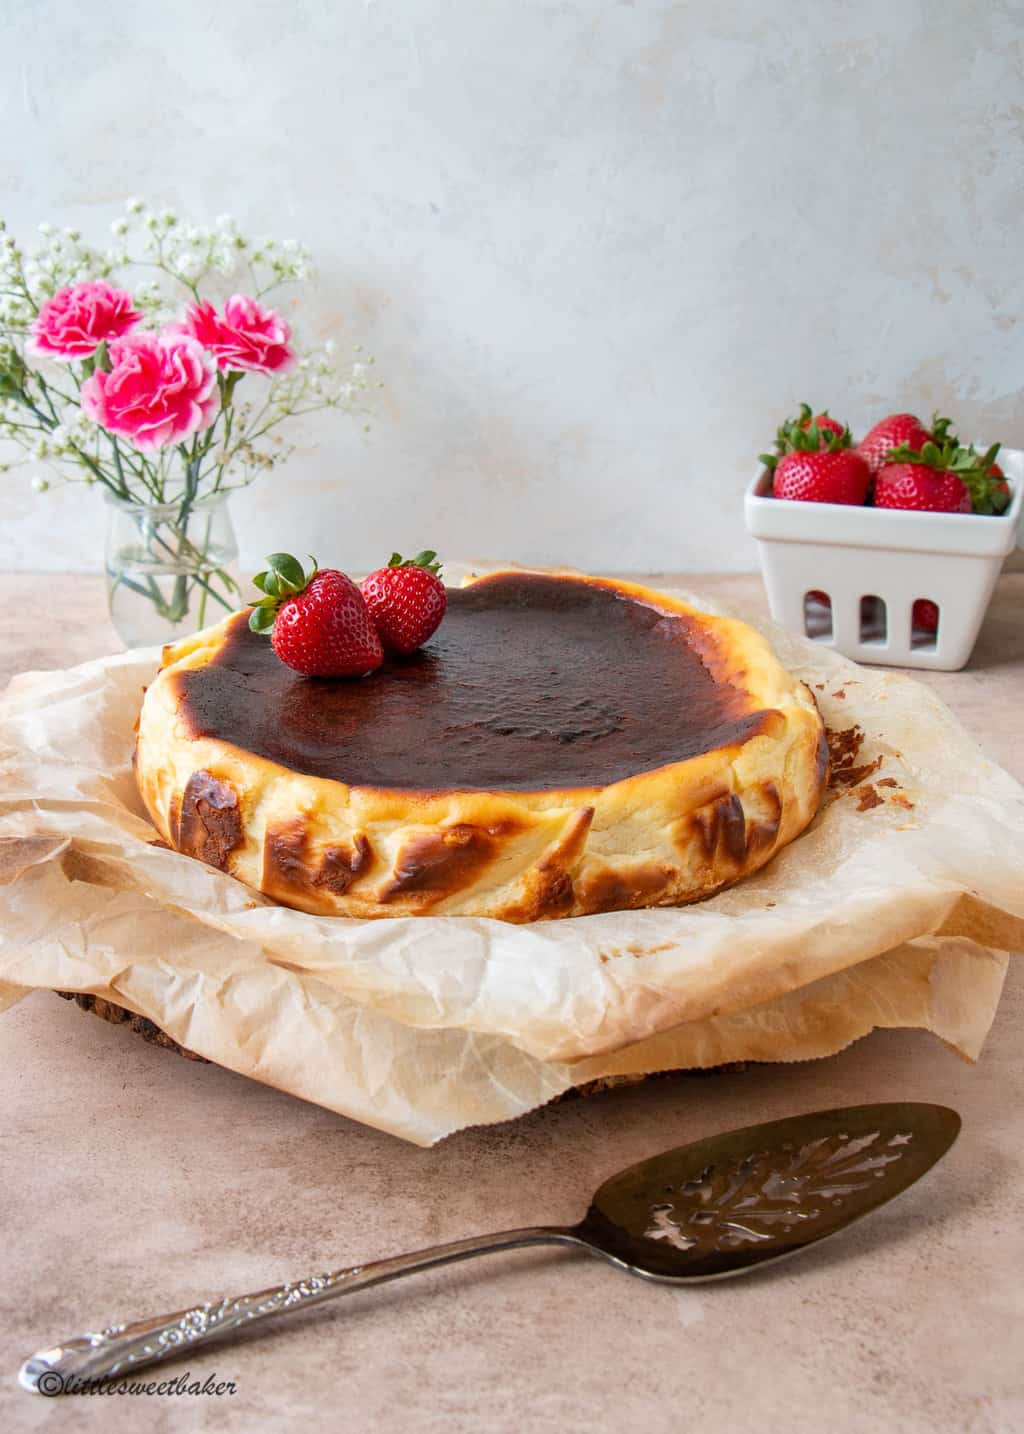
{"left": 248, "top": 604, "right": 277, "bottom": 633}
{"left": 254, "top": 552, "right": 312, "bottom": 596}
{"left": 248, "top": 553, "right": 318, "bottom": 633}
{"left": 760, "top": 403, "right": 851, "bottom": 471}
{"left": 386, "top": 549, "right": 443, "bottom": 576}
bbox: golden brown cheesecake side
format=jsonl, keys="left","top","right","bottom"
{"left": 134, "top": 570, "right": 828, "bottom": 921}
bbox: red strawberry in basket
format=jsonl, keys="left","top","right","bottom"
{"left": 791, "top": 402, "right": 846, "bottom": 444}
{"left": 249, "top": 553, "right": 383, "bottom": 677}
{"left": 761, "top": 413, "right": 869, "bottom": 505}
{"left": 874, "top": 445, "right": 972, "bottom": 513}
{"left": 875, "top": 438, "right": 1009, "bottom": 515}
{"left": 772, "top": 448, "right": 871, "bottom": 504}
{"left": 361, "top": 550, "right": 447, "bottom": 655}
{"left": 857, "top": 413, "right": 952, "bottom": 477}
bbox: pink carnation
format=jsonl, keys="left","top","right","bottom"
{"left": 181, "top": 294, "right": 295, "bottom": 375}
{"left": 31, "top": 281, "right": 141, "bottom": 361}
{"left": 81, "top": 332, "right": 218, "bottom": 452}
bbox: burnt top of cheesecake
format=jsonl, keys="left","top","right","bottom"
{"left": 172, "top": 573, "right": 771, "bottom": 792}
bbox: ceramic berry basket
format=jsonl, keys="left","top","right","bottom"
{"left": 744, "top": 445, "right": 1023, "bottom": 671}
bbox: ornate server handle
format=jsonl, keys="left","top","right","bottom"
{"left": 20, "top": 1226, "right": 583, "bottom": 1394}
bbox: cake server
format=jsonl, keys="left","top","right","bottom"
{"left": 19, "top": 1101, "right": 959, "bottom": 1394}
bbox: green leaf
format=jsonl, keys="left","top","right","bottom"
{"left": 251, "top": 570, "right": 270, "bottom": 593}
{"left": 980, "top": 442, "right": 1001, "bottom": 471}
{"left": 266, "top": 552, "right": 307, "bottom": 593}
{"left": 248, "top": 605, "right": 276, "bottom": 634}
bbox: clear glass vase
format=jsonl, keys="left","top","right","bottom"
{"left": 105, "top": 490, "right": 242, "bottom": 647}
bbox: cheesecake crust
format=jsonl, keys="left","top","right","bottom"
{"left": 135, "top": 570, "right": 828, "bottom": 921}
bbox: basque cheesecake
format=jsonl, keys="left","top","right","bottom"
{"left": 134, "top": 570, "right": 828, "bottom": 921}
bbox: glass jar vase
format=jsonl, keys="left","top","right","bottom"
{"left": 104, "top": 490, "right": 242, "bottom": 647}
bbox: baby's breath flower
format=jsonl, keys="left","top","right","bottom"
{"left": 31, "top": 475, "right": 50, "bottom": 492}
{"left": 38, "top": 222, "right": 54, "bottom": 237}
{"left": 160, "top": 209, "right": 177, "bottom": 228}
{"left": 125, "top": 197, "right": 144, "bottom": 214}
{"left": 111, "top": 219, "right": 128, "bottom": 237}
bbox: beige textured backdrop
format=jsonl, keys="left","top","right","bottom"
{"left": 2, "top": 0, "right": 1023, "bottom": 573}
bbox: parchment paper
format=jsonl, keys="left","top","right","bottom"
{"left": 1, "top": 566, "right": 1022, "bottom": 1145}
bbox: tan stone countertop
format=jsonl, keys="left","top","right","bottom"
{"left": 2, "top": 573, "right": 1022, "bottom": 1434}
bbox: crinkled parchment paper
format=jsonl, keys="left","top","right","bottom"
{"left": 1, "top": 566, "right": 1022, "bottom": 1145}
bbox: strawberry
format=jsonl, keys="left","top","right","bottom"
{"left": 361, "top": 550, "right": 447, "bottom": 655}
{"left": 912, "top": 599, "right": 939, "bottom": 633}
{"left": 806, "top": 412, "right": 845, "bottom": 441}
{"left": 874, "top": 437, "right": 1009, "bottom": 514}
{"left": 874, "top": 461, "right": 971, "bottom": 513}
{"left": 791, "top": 402, "right": 846, "bottom": 444}
{"left": 761, "top": 416, "right": 869, "bottom": 505}
{"left": 857, "top": 413, "right": 949, "bottom": 477}
{"left": 771, "top": 448, "right": 871, "bottom": 504}
{"left": 248, "top": 553, "right": 383, "bottom": 677}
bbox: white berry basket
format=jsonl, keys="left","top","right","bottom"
{"left": 744, "top": 445, "right": 1023, "bottom": 671}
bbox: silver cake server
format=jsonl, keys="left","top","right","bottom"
{"left": 19, "top": 1101, "right": 959, "bottom": 1394}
